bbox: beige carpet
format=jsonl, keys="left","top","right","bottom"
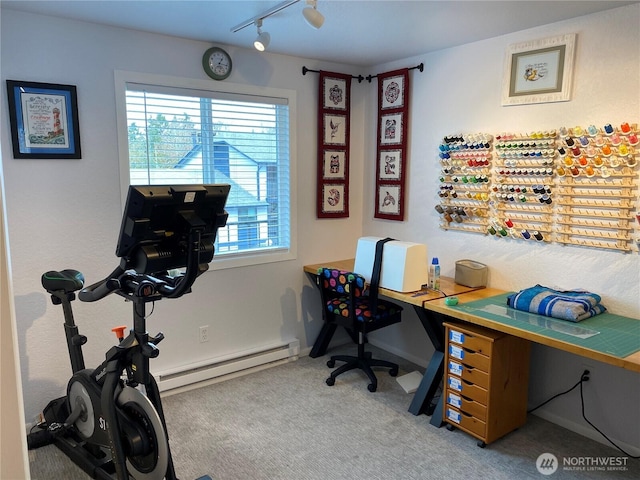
{"left": 28, "top": 345, "right": 638, "bottom": 479}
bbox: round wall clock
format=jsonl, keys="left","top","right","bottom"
{"left": 202, "top": 46, "right": 232, "bottom": 81}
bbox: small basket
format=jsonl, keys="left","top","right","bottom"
{"left": 455, "top": 259, "right": 488, "bottom": 288}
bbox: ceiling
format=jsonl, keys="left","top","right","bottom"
{"left": 2, "top": 1, "right": 637, "bottom": 66}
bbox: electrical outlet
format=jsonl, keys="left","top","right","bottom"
{"left": 581, "top": 363, "right": 594, "bottom": 381}
{"left": 199, "top": 325, "right": 209, "bottom": 343}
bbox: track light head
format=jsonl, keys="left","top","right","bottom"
{"left": 254, "top": 19, "right": 270, "bottom": 51}
{"left": 303, "top": 0, "right": 324, "bottom": 29}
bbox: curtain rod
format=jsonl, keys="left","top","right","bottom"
{"left": 301, "top": 66, "right": 364, "bottom": 83}
{"left": 301, "top": 63, "right": 424, "bottom": 83}
{"left": 365, "top": 63, "right": 424, "bottom": 82}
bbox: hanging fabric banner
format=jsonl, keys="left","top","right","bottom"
{"left": 317, "top": 70, "right": 352, "bottom": 218}
{"left": 374, "top": 68, "right": 409, "bottom": 221}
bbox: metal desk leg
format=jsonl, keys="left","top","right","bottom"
{"left": 407, "top": 305, "right": 446, "bottom": 427}
{"left": 309, "top": 323, "right": 337, "bottom": 358}
{"left": 408, "top": 350, "right": 443, "bottom": 415}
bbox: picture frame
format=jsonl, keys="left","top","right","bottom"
{"left": 501, "top": 34, "right": 576, "bottom": 106}
{"left": 6, "top": 80, "right": 81, "bottom": 159}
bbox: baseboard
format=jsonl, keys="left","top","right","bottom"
{"left": 155, "top": 339, "right": 300, "bottom": 393}
{"left": 368, "top": 338, "right": 428, "bottom": 369}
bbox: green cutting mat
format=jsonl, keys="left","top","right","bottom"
{"left": 449, "top": 293, "right": 640, "bottom": 358}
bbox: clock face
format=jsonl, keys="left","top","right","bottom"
{"left": 203, "top": 47, "right": 232, "bottom": 80}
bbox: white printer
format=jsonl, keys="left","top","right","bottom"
{"left": 353, "top": 236, "right": 428, "bottom": 292}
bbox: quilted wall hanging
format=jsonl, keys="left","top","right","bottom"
{"left": 316, "top": 70, "right": 352, "bottom": 218}
{"left": 375, "top": 68, "right": 410, "bottom": 221}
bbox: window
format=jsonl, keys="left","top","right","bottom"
{"left": 115, "top": 71, "right": 296, "bottom": 268}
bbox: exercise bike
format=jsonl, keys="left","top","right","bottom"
{"left": 27, "top": 184, "right": 230, "bottom": 480}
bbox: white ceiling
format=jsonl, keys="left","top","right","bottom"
{"left": 2, "top": 1, "right": 637, "bottom": 66}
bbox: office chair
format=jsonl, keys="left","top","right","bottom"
{"left": 317, "top": 268, "right": 402, "bottom": 392}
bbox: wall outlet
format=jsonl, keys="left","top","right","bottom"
{"left": 199, "top": 325, "right": 209, "bottom": 343}
{"left": 581, "top": 363, "right": 594, "bottom": 381}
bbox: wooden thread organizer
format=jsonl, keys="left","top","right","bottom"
{"left": 437, "top": 134, "right": 492, "bottom": 233}
{"left": 436, "top": 124, "right": 640, "bottom": 252}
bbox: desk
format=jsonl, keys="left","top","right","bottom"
{"left": 427, "top": 289, "right": 640, "bottom": 373}
{"left": 305, "top": 260, "right": 640, "bottom": 428}
{"left": 304, "top": 259, "right": 485, "bottom": 424}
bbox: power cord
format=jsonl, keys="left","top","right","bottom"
{"left": 528, "top": 370, "right": 639, "bottom": 459}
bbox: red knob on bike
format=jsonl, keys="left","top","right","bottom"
{"left": 111, "top": 325, "right": 128, "bottom": 341}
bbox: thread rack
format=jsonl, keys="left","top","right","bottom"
{"left": 435, "top": 123, "right": 640, "bottom": 253}
{"left": 437, "top": 134, "right": 492, "bottom": 235}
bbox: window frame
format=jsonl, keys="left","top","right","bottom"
{"left": 114, "top": 70, "right": 297, "bottom": 270}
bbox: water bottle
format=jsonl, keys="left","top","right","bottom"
{"left": 429, "top": 257, "right": 440, "bottom": 290}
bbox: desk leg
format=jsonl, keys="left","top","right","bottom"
{"left": 309, "top": 323, "right": 337, "bottom": 358}
{"left": 408, "top": 350, "right": 444, "bottom": 416}
{"left": 408, "top": 306, "right": 446, "bottom": 423}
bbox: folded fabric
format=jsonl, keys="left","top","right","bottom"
{"left": 507, "top": 284, "right": 607, "bottom": 322}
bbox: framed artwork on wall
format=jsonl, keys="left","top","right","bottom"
{"left": 501, "top": 34, "right": 576, "bottom": 106}
{"left": 6, "top": 80, "right": 82, "bottom": 159}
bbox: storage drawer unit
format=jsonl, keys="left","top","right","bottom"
{"left": 443, "top": 321, "right": 531, "bottom": 446}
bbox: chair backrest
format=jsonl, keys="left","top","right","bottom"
{"left": 317, "top": 268, "right": 366, "bottom": 298}
{"left": 317, "top": 269, "right": 362, "bottom": 322}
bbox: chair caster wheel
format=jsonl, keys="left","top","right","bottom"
{"left": 446, "top": 424, "right": 456, "bottom": 431}
{"left": 327, "top": 359, "right": 335, "bottom": 368}
{"left": 367, "top": 383, "right": 377, "bottom": 392}
{"left": 326, "top": 377, "right": 335, "bottom": 386}
{"left": 389, "top": 367, "right": 398, "bottom": 377}
{"left": 477, "top": 441, "right": 486, "bottom": 448}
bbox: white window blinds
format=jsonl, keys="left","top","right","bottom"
{"left": 124, "top": 83, "right": 291, "bottom": 258}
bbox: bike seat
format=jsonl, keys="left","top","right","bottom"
{"left": 41, "top": 270, "right": 85, "bottom": 293}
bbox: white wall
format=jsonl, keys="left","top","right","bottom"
{"left": 1, "top": 3, "right": 638, "bottom": 458}
{"left": 0, "top": 8, "right": 364, "bottom": 427}
{"left": 364, "top": 5, "right": 640, "bottom": 453}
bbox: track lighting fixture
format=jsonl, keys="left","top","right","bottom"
{"left": 302, "top": 0, "right": 324, "bottom": 29}
{"left": 231, "top": 0, "right": 325, "bottom": 50}
{"left": 254, "top": 19, "right": 270, "bottom": 52}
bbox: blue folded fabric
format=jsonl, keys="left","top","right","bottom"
{"left": 507, "top": 284, "right": 607, "bottom": 322}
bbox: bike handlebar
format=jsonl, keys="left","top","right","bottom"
{"left": 78, "top": 229, "right": 206, "bottom": 303}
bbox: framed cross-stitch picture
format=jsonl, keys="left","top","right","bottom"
{"left": 502, "top": 34, "right": 576, "bottom": 106}
{"left": 6, "top": 80, "right": 82, "bottom": 159}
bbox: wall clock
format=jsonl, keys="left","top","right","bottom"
{"left": 202, "top": 46, "right": 232, "bottom": 81}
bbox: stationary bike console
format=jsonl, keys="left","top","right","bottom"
{"left": 30, "top": 185, "right": 230, "bottom": 480}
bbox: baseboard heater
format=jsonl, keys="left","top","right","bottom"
{"left": 155, "top": 339, "right": 300, "bottom": 392}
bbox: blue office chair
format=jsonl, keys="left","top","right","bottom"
{"left": 317, "top": 268, "right": 402, "bottom": 392}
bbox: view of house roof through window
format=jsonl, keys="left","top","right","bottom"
{"left": 124, "top": 86, "right": 291, "bottom": 259}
